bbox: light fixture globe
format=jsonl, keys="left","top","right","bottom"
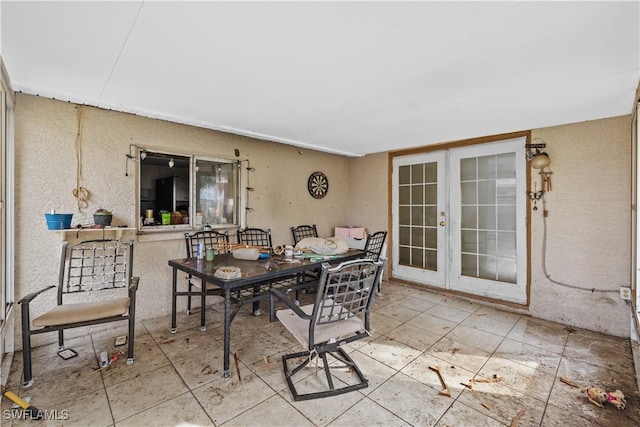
{"left": 531, "top": 152, "right": 551, "bottom": 169}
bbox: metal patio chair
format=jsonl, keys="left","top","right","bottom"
{"left": 171, "top": 230, "right": 230, "bottom": 333}
{"left": 291, "top": 224, "right": 318, "bottom": 245}
{"left": 363, "top": 230, "right": 387, "bottom": 292}
{"left": 19, "top": 239, "right": 139, "bottom": 387}
{"left": 269, "top": 257, "right": 385, "bottom": 401}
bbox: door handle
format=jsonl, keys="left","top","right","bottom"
{"left": 439, "top": 221, "right": 446, "bottom": 226}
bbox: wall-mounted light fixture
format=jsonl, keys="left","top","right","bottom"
{"left": 525, "top": 139, "right": 551, "bottom": 169}
{"left": 168, "top": 158, "right": 175, "bottom": 168}
{"left": 525, "top": 138, "right": 553, "bottom": 211}
{"left": 125, "top": 144, "right": 147, "bottom": 176}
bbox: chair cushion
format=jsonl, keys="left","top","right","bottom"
{"left": 32, "top": 297, "right": 130, "bottom": 327}
{"left": 276, "top": 301, "right": 364, "bottom": 348}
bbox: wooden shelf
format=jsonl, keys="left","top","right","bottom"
{"left": 53, "top": 227, "right": 136, "bottom": 240}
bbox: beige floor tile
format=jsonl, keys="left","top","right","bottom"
{"left": 5, "top": 388, "right": 113, "bottom": 427}
{"left": 19, "top": 362, "right": 104, "bottom": 408}
{"left": 394, "top": 294, "right": 439, "bottom": 313}
{"left": 281, "top": 384, "right": 365, "bottom": 426}
{"left": 221, "top": 394, "right": 313, "bottom": 427}
{"left": 407, "top": 312, "right": 457, "bottom": 336}
{"left": 25, "top": 342, "right": 98, "bottom": 383}
{"left": 446, "top": 324, "right": 504, "bottom": 353}
{"left": 455, "top": 385, "right": 546, "bottom": 426}
{"left": 172, "top": 346, "right": 225, "bottom": 389}
{"left": 367, "top": 311, "right": 405, "bottom": 336}
{"left": 232, "top": 328, "right": 298, "bottom": 367}
{"left": 332, "top": 349, "right": 398, "bottom": 396}
{"left": 506, "top": 317, "right": 569, "bottom": 353}
{"left": 106, "top": 364, "right": 189, "bottom": 422}
{"left": 356, "top": 335, "right": 422, "bottom": 371}
{"left": 374, "top": 301, "right": 422, "bottom": 323}
{"left": 460, "top": 311, "right": 518, "bottom": 337}
{"left": 99, "top": 332, "right": 171, "bottom": 387}
{"left": 426, "top": 303, "right": 474, "bottom": 323}
{"left": 540, "top": 402, "right": 596, "bottom": 426}
{"left": 472, "top": 304, "right": 522, "bottom": 324}
{"left": 155, "top": 328, "right": 219, "bottom": 363}
{"left": 426, "top": 337, "right": 491, "bottom": 373}
{"left": 493, "top": 337, "right": 562, "bottom": 376}
{"left": 28, "top": 333, "right": 93, "bottom": 360}
{"left": 479, "top": 355, "right": 555, "bottom": 402}
{"left": 548, "top": 357, "right": 640, "bottom": 426}
{"left": 368, "top": 371, "right": 453, "bottom": 426}
{"left": 435, "top": 400, "right": 505, "bottom": 426}
{"left": 401, "top": 352, "right": 477, "bottom": 399}
{"left": 388, "top": 322, "right": 442, "bottom": 351}
{"left": 7, "top": 280, "right": 639, "bottom": 427}
{"left": 328, "top": 397, "right": 411, "bottom": 426}
{"left": 407, "top": 288, "right": 450, "bottom": 305}
{"left": 436, "top": 295, "right": 482, "bottom": 313}
{"left": 563, "top": 328, "right": 635, "bottom": 372}
{"left": 116, "top": 391, "right": 213, "bottom": 427}
{"left": 192, "top": 365, "right": 276, "bottom": 426}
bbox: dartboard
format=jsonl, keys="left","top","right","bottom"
{"left": 307, "top": 172, "right": 329, "bottom": 199}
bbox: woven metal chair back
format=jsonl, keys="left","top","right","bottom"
{"left": 237, "top": 227, "right": 272, "bottom": 247}
{"left": 364, "top": 231, "right": 387, "bottom": 261}
{"left": 312, "top": 258, "right": 383, "bottom": 328}
{"left": 185, "top": 230, "right": 230, "bottom": 257}
{"left": 59, "top": 239, "right": 133, "bottom": 299}
{"left": 291, "top": 224, "right": 318, "bottom": 244}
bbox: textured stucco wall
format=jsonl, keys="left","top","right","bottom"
{"left": 14, "top": 93, "right": 634, "bottom": 350}
{"left": 14, "top": 94, "right": 348, "bottom": 347}
{"left": 347, "top": 116, "right": 633, "bottom": 337}
{"left": 529, "top": 116, "right": 632, "bottom": 337}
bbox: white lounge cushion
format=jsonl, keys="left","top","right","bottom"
{"left": 294, "top": 237, "right": 349, "bottom": 255}
{"left": 32, "top": 297, "right": 130, "bottom": 327}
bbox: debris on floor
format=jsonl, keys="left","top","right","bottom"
{"left": 510, "top": 409, "right": 526, "bottom": 427}
{"left": 428, "top": 365, "right": 451, "bottom": 397}
{"left": 1, "top": 387, "right": 43, "bottom": 420}
{"left": 560, "top": 376, "right": 581, "bottom": 388}
{"left": 461, "top": 374, "right": 503, "bottom": 390}
{"left": 582, "top": 386, "right": 626, "bottom": 410}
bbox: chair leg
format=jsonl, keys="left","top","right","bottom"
{"left": 57, "top": 330, "right": 65, "bottom": 350}
{"left": 171, "top": 269, "right": 178, "bottom": 333}
{"left": 20, "top": 304, "right": 34, "bottom": 388}
{"left": 282, "top": 347, "right": 368, "bottom": 401}
{"left": 126, "top": 315, "right": 135, "bottom": 365}
{"left": 200, "top": 286, "right": 207, "bottom": 332}
{"left": 186, "top": 281, "right": 193, "bottom": 315}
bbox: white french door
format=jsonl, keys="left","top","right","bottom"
{"left": 392, "top": 137, "right": 528, "bottom": 304}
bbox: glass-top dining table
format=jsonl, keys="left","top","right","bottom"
{"left": 168, "top": 249, "right": 365, "bottom": 377}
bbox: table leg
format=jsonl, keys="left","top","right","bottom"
{"left": 200, "top": 280, "right": 207, "bottom": 332}
{"left": 171, "top": 268, "right": 178, "bottom": 333}
{"left": 223, "top": 288, "right": 231, "bottom": 378}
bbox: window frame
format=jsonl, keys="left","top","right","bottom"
{"left": 135, "top": 148, "right": 242, "bottom": 233}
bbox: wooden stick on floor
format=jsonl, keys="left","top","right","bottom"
{"left": 429, "top": 365, "right": 451, "bottom": 397}
{"left": 233, "top": 352, "right": 242, "bottom": 383}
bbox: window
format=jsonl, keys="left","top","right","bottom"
{"left": 137, "top": 149, "right": 240, "bottom": 231}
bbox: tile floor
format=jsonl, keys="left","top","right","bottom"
{"left": 2, "top": 281, "right": 639, "bottom": 426}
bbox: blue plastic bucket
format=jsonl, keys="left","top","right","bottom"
{"left": 45, "top": 213, "right": 73, "bottom": 230}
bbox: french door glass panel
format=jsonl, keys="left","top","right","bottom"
{"left": 393, "top": 137, "right": 527, "bottom": 304}
{"left": 393, "top": 151, "right": 446, "bottom": 286}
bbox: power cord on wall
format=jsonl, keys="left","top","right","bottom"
{"left": 72, "top": 105, "right": 91, "bottom": 212}
{"left": 540, "top": 197, "right": 618, "bottom": 294}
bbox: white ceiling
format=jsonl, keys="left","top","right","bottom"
{"left": 1, "top": 1, "right": 639, "bottom": 157}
